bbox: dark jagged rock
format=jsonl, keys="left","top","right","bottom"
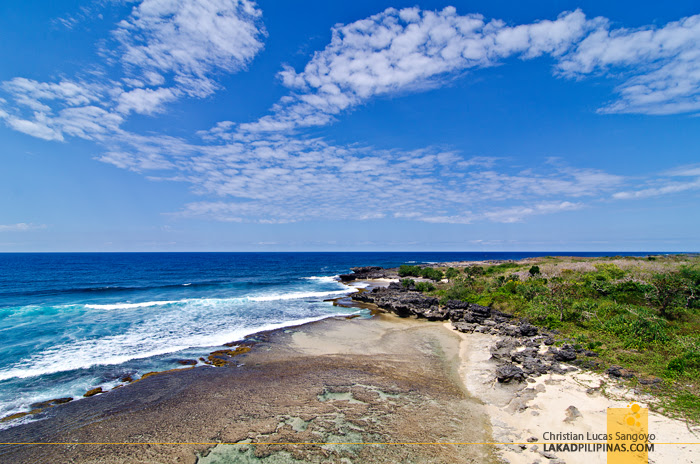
{"left": 511, "top": 347, "right": 539, "bottom": 363}
{"left": 423, "top": 307, "right": 449, "bottom": 321}
{"left": 341, "top": 265, "right": 590, "bottom": 385}
{"left": 573, "top": 359, "right": 602, "bottom": 369}
{"left": 83, "top": 387, "right": 104, "bottom": 397}
{"left": 550, "top": 363, "right": 569, "bottom": 375}
{"left": 639, "top": 376, "right": 662, "bottom": 385}
{"left": 452, "top": 322, "right": 478, "bottom": 333}
{"left": 339, "top": 266, "right": 386, "bottom": 282}
{"left": 29, "top": 397, "right": 73, "bottom": 409}
{"left": 519, "top": 323, "right": 538, "bottom": 337}
{"left": 446, "top": 300, "right": 470, "bottom": 309}
{"left": 496, "top": 364, "right": 525, "bottom": 383}
{"left": 606, "top": 365, "right": 635, "bottom": 379}
{"left": 551, "top": 346, "right": 577, "bottom": 362}
{"left": 387, "top": 281, "right": 410, "bottom": 292}
{"left": 522, "top": 357, "right": 551, "bottom": 375}
{"left": 351, "top": 286, "right": 440, "bottom": 318}
{"left": 564, "top": 405, "right": 582, "bottom": 423}
{"left": 491, "top": 309, "right": 514, "bottom": 323}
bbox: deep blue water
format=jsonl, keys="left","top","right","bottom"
{"left": 0, "top": 251, "right": 657, "bottom": 425}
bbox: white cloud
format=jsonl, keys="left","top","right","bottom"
{"left": 482, "top": 201, "right": 583, "bottom": 223}
{"left": 233, "top": 8, "right": 700, "bottom": 137}
{"left": 663, "top": 164, "right": 700, "bottom": 177}
{"left": 117, "top": 87, "right": 179, "bottom": 114}
{"left": 1, "top": 0, "right": 266, "bottom": 138}
{"left": 1, "top": 78, "right": 103, "bottom": 112}
{"left": 239, "top": 8, "right": 590, "bottom": 133}
{"left": 613, "top": 177, "right": 700, "bottom": 200}
{"left": 2, "top": 5, "right": 698, "bottom": 227}
{"left": 558, "top": 14, "right": 700, "bottom": 115}
{"left": 0, "top": 223, "right": 47, "bottom": 232}
{"left": 95, "top": 129, "right": 620, "bottom": 224}
{"left": 4, "top": 117, "right": 65, "bottom": 141}
{"left": 114, "top": 0, "right": 265, "bottom": 90}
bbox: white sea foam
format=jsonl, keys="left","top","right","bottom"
{"left": 248, "top": 289, "right": 350, "bottom": 301}
{"left": 81, "top": 287, "right": 351, "bottom": 310}
{"left": 84, "top": 300, "right": 180, "bottom": 310}
{"left": 0, "top": 313, "right": 350, "bottom": 382}
{"left": 303, "top": 275, "right": 339, "bottom": 283}
{"left": 349, "top": 282, "right": 369, "bottom": 288}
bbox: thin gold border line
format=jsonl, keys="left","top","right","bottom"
{"left": 1, "top": 442, "right": 698, "bottom": 445}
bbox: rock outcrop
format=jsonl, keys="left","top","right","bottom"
{"left": 350, "top": 280, "right": 580, "bottom": 383}
{"left": 339, "top": 266, "right": 389, "bottom": 282}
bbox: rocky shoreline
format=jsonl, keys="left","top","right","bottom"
{"left": 341, "top": 265, "right": 699, "bottom": 464}
{"left": 0, "top": 305, "right": 498, "bottom": 464}
{"left": 350, "top": 274, "right": 594, "bottom": 384}
{"left": 2, "top": 262, "right": 698, "bottom": 464}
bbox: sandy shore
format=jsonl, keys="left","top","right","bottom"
{"left": 453, "top": 325, "right": 700, "bottom": 464}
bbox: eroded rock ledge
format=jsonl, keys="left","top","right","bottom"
{"left": 338, "top": 266, "right": 389, "bottom": 282}
{"left": 352, "top": 280, "right": 601, "bottom": 383}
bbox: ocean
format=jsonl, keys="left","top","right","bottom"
{"left": 0, "top": 251, "right": 655, "bottom": 426}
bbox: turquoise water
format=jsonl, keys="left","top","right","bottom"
{"left": 0, "top": 251, "right": 654, "bottom": 425}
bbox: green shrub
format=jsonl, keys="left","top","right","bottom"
{"left": 400, "top": 278, "right": 415, "bottom": 288}
{"left": 665, "top": 351, "right": 700, "bottom": 376}
{"left": 415, "top": 281, "right": 436, "bottom": 292}
{"left": 648, "top": 273, "right": 689, "bottom": 319}
{"left": 515, "top": 280, "right": 547, "bottom": 301}
{"left": 603, "top": 308, "right": 670, "bottom": 348}
{"left": 420, "top": 267, "right": 444, "bottom": 281}
{"left": 398, "top": 265, "right": 422, "bottom": 277}
{"left": 528, "top": 265, "right": 541, "bottom": 276}
{"left": 484, "top": 262, "right": 521, "bottom": 275}
{"left": 439, "top": 281, "right": 479, "bottom": 303}
{"left": 594, "top": 263, "right": 626, "bottom": 280}
{"left": 444, "top": 267, "right": 460, "bottom": 280}
{"left": 464, "top": 266, "right": 484, "bottom": 278}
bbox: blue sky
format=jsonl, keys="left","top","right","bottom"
{"left": 1, "top": 0, "right": 699, "bottom": 252}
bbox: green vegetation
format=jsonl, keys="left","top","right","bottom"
{"left": 414, "top": 255, "right": 700, "bottom": 422}
{"left": 415, "top": 281, "right": 435, "bottom": 292}
{"left": 398, "top": 264, "right": 421, "bottom": 277}
{"left": 398, "top": 264, "right": 444, "bottom": 281}
{"left": 483, "top": 261, "right": 522, "bottom": 275}
{"left": 444, "top": 267, "right": 460, "bottom": 280}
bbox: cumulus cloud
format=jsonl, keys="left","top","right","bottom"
{"left": 0, "top": 0, "right": 266, "bottom": 138}
{"left": 116, "top": 87, "right": 178, "bottom": 114}
{"left": 558, "top": 14, "right": 700, "bottom": 114}
{"left": 114, "top": 0, "right": 264, "bottom": 80}
{"left": 233, "top": 7, "right": 700, "bottom": 136}
{"left": 2, "top": 4, "right": 698, "bottom": 227}
{"left": 239, "top": 7, "right": 590, "bottom": 133}
{"left": 93, "top": 129, "right": 621, "bottom": 224}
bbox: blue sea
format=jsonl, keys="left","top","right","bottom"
{"left": 0, "top": 251, "right": 656, "bottom": 426}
